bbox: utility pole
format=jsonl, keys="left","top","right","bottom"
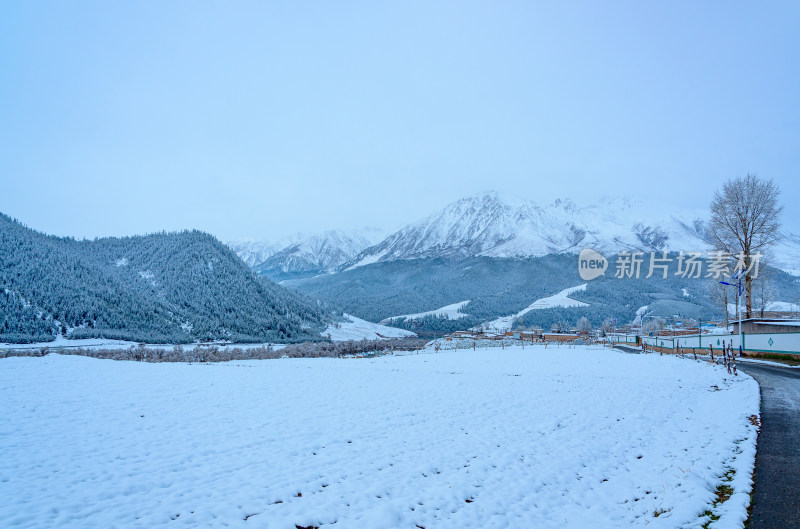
{"left": 720, "top": 269, "right": 745, "bottom": 354}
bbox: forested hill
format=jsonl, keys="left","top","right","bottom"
{"left": 0, "top": 213, "right": 331, "bottom": 344}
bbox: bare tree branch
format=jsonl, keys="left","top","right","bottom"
{"left": 709, "top": 174, "right": 783, "bottom": 318}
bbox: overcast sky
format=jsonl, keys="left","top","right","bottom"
{"left": 1, "top": 1, "right": 798, "bottom": 241}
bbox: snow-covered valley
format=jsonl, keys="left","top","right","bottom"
{"left": 323, "top": 314, "right": 416, "bottom": 341}
{"left": 1, "top": 347, "right": 759, "bottom": 528}
{"left": 382, "top": 301, "right": 471, "bottom": 324}
{"left": 485, "top": 284, "right": 589, "bottom": 331}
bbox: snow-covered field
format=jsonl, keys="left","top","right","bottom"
{"left": 0, "top": 336, "right": 288, "bottom": 352}
{"left": 323, "top": 313, "right": 416, "bottom": 341}
{"left": 486, "top": 284, "right": 588, "bottom": 331}
{"left": 0, "top": 346, "right": 758, "bottom": 529}
{"left": 0, "top": 316, "right": 414, "bottom": 352}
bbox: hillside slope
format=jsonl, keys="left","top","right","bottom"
{"left": 0, "top": 213, "right": 330, "bottom": 343}
{"left": 286, "top": 255, "right": 800, "bottom": 335}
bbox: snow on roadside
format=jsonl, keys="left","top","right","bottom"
{"left": 738, "top": 357, "right": 800, "bottom": 369}
{"left": 0, "top": 346, "right": 758, "bottom": 529}
{"left": 485, "top": 284, "right": 588, "bottom": 331}
{"left": 381, "top": 300, "right": 470, "bottom": 324}
{"left": 323, "top": 313, "right": 416, "bottom": 341}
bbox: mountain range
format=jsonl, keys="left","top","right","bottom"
{"left": 232, "top": 191, "right": 800, "bottom": 334}
{"left": 3, "top": 188, "right": 796, "bottom": 344}
{"left": 343, "top": 192, "right": 714, "bottom": 268}
{"left": 235, "top": 191, "right": 800, "bottom": 278}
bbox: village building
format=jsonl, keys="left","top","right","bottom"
{"left": 732, "top": 318, "right": 800, "bottom": 335}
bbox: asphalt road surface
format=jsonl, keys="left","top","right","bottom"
{"left": 738, "top": 362, "right": 800, "bottom": 528}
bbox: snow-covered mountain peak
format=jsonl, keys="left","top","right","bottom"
{"left": 344, "top": 191, "right": 722, "bottom": 268}
{"left": 549, "top": 198, "right": 580, "bottom": 213}
{"left": 231, "top": 191, "right": 800, "bottom": 276}
{"left": 226, "top": 238, "right": 289, "bottom": 267}
{"left": 230, "top": 227, "right": 386, "bottom": 277}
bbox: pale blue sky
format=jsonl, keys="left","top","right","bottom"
{"left": 1, "top": 1, "right": 798, "bottom": 240}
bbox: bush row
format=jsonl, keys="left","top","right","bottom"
{"left": 0, "top": 338, "right": 430, "bottom": 363}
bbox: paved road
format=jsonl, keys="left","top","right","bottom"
{"left": 738, "top": 362, "right": 800, "bottom": 528}
{"left": 612, "top": 345, "right": 641, "bottom": 354}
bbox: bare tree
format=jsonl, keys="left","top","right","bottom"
{"left": 642, "top": 317, "right": 665, "bottom": 334}
{"left": 754, "top": 270, "right": 776, "bottom": 318}
{"left": 709, "top": 277, "right": 730, "bottom": 328}
{"left": 709, "top": 174, "right": 782, "bottom": 318}
{"left": 576, "top": 317, "right": 592, "bottom": 333}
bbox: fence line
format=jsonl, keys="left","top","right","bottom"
{"left": 606, "top": 331, "right": 800, "bottom": 356}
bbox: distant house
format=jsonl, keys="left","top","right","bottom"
{"left": 732, "top": 318, "right": 800, "bottom": 334}
{"left": 507, "top": 331, "right": 541, "bottom": 341}
{"left": 542, "top": 333, "right": 581, "bottom": 343}
{"left": 528, "top": 327, "right": 544, "bottom": 337}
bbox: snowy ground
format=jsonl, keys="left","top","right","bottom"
{"left": 486, "top": 284, "right": 588, "bottom": 331}
{"left": 382, "top": 301, "right": 471, "bottom": 324}
{"left": 0, "top": 336, "right": 288, "bottom": 352}
{"left": 323, "top": 313, "right": 416, "bottom": 341}
{"left": 0, "top": 346, "right": 758, "bottom": 529}
{"left": 1, "top": 316, "right": 415, "bottom": 352}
